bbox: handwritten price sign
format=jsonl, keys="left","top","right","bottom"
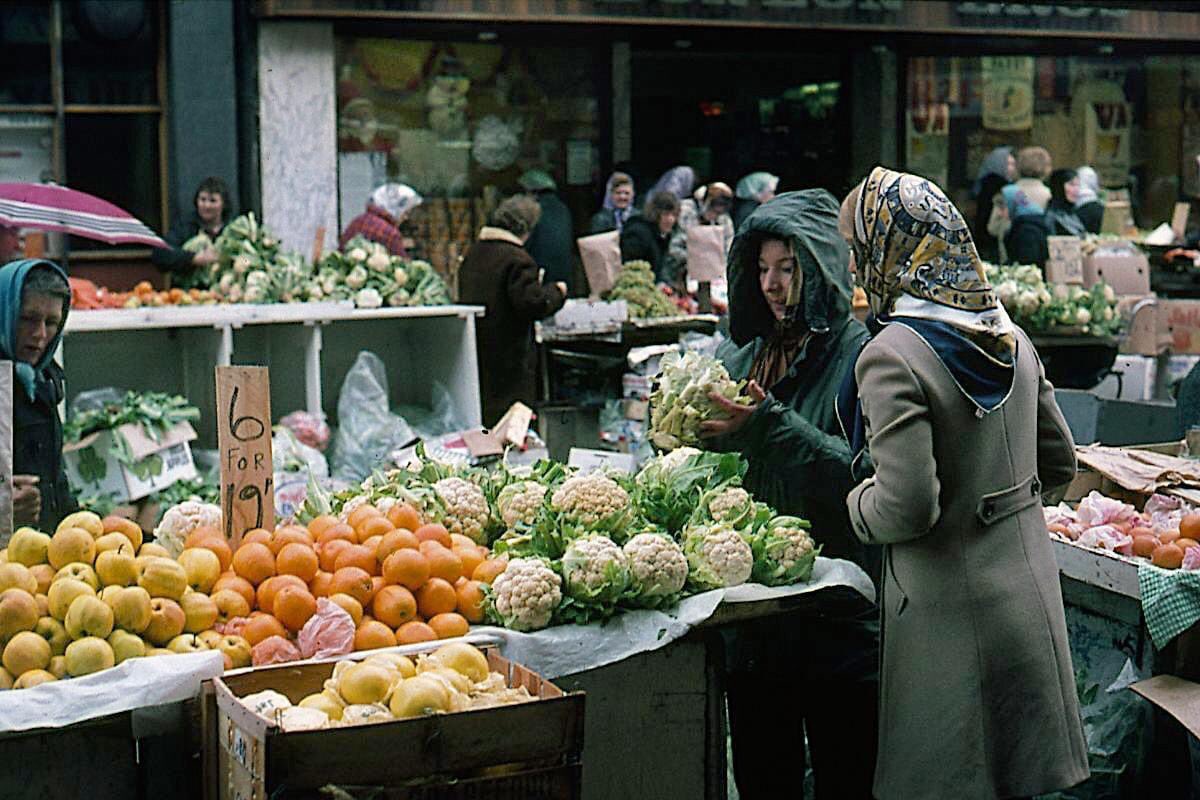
{"left": 216, "top": 366, "right": 274, "bottom": 546}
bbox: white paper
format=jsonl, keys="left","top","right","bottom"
{"left": 0, "top": 650, "right": 224, "bottom": 733}
{"left": 1144, "top": 222, "right": 1176, "bottom": 246}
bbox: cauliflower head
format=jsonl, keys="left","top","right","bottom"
{"left": 561, "top": 535, "right": 630, "bottom": 605}
{"left": 705, "top": 486, "right": 753, "bottom": 526}
{"left": 496, "top": 481, "right": 547, "bottom": 528}
{"left": 751, "top": 516, "right": 819, "bottom": 587}
{"left": 433, "top": 478, "right": 491, "bottom": 544}
{"left": 489, "top": 557, "right": 563, "bottom": 631}
{"left": 682, "top": 523, "right": 753, "bottom": 590}
{"left": 623, "top": 532, "right": 688, "bottom": 606}
{"left": 153, "top": 501, "right": 222, "bottom": 558}
{"left": 551, "top": 473, "right": 629, "bottom": 526}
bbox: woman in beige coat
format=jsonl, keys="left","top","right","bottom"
{"left": 837, "top": 167, "right": 1089, "bottom": 800}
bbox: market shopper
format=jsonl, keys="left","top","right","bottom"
{"left": 700, "top": 190, "right": 878, "bottom": 800}
{"left": 518, "top": 170, "right": 575, "bottom": 287}
{"left": 0, "top": 259, "right": 77, "bottom": 531}
{"left": 678, "top": 182, "right": 736, "bottom": 252}
{"left": 1002, "top": 146, "right": 1054, "bottom": 265}
{"left": 339, "top": 182, "right": 423, "bottom": 258}
{"left": 1046, "top": 168, "right": 1089, "bottom": 237}
{"left": 1075, "top": 165, "right": 1105, "bottom": 234}
{"left": 840, "top": 167, "right": 1088, "bottom": 800}
{"left": 458, "top": 195, "right": 567, "bottom": 424}
{"left": 588, "top": 172, "right": 635, "bottom": 234}
{"left": 619, "top": 191, "right": 681, "bottom": 284}
{"left": 971, "top": 146, "right": 1015, "bottom": 262}
{"left": 733, "top": 171, "right": 779, "bottom": 231}
{"left": 151, "top": 176, "right": 230, "bottom": 279}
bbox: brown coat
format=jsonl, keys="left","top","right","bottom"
{"left": 457, "top": 228, "right": 566, "bottom": 424}
{"left": 847, "top": 323, "right": 1088, "bottom": 800}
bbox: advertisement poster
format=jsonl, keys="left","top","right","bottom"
{"left": 981, "top": 57, "right": 1035, "bottom": 131}
{"left": 906, "top": 104, "right": 949, "bottom": 188}
{"left": 1086, "top": 102, "right": 1132, "bottom": 188}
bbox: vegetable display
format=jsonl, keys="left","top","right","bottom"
{"left": 604, "top": 260, "right": 678, "bottom": 319}
{"left": 986, "top": 263, "right": 1121, "bottom": 338}
{"left": 310, "top": 236, "right": 451, "bottom": 309}
{"left": 649, "top": 351, "right": 752, "bottom": 451}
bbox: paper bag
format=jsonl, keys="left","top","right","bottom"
{"left": 686, "top": 225, "right": 727, "bottom": 282}
{"left": 577, "top": 230, "right": 621, "bottom": 296}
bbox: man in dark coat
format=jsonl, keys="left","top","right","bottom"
{"left": 458, "top": 195, "right": 567, "bottom": 424}
{"left": 519, "top": 171, "right": 576, "bottom": 287}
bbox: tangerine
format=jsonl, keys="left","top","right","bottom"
{"left": 1153, "top": 543, "right": 1185, "bottom": 569}
{"left": 185, "top": 526, "right": 223, "bottom": 549}
{"left": 416, "top": 578, "right": 457, "bottom": 618}
{"left": 318, "top": 539, "right": 354, "bottom": 573}
{"left": 242, "top": 613, "right": 288, "bottom": 646}
{"left": 1132, "top": 535, "right": 1159, "bottom": 558}
{"left": 455, "top": 580, "right": 486, "bottom": 623}
{"left": 269, "top": 526, "right": 314, "bottom": 555}
{"left": 426, "top": 547, "right": 463, "bottom": 584}
{"left": 395, "top": 621, "right": 437, "bottom": 645}
{"left": 241, "top": 529, "right": 272, "bottom": 547}
{"left": 231, "top": 542, "right": 276, "bottom": 586}
{"left": 309, "top": 570, "right": 334, "bottom": 598}
{"left": 1160, "top": 530, "right": 1182, "bottom": 545}
{"left": 274, "top": 585, "right": 318, "bottom": 632}
{"left": 328, "top": 592, "right": 363, "bottom": 625}
{"left": 331, "top": 566, "right": 376, "bottom": 606}
{"left": 277, "top": 543, "right": 320, "bottom": 582}
{"left": 354, "top": 619, "right": 397, "bottom": 650}
{"left": 316, "top": 523, "right": 357, "bottom": 547}
{"left": 357, "top": 516, "right": 394, "bottom": 541}
{"left": 306, "top": 515, "right": 340, "bottom": 540}
{"left": 372, "top": 585, "right": 417, "bottom": 628}
{"left": 428, "top": 612, "right": 470, "bottom": 639}
{"left": 454, "top": 546, "right": 484, "bottom": 581}
{"left": 196, "top": 537, "right": 233, "bottom": 572}
{"left": 346, "top": 504, "right": 382, "bottom": 530}
{"left": 213, "top": 573, "right": 256, "bottom": 609}
{"left": 257, "top": 574, "right": 307, "bottom": 613}
{"left": 382, "top": 549, "right": 430, "bottom": 590}
{"left": 335, "top": 544, "right": 379, "bottom": 576}
{"left": 377, "top": 529, "right": 420, "bottom": 564}
{"left": 387, "top": 503, "right": 422, "bottom": 531}
{"left": 414, "top": 523, "right": 452, "bottom": 549}
{"left": 473, "top": 558, "right": 508, "bottom": 585}
{"left": 1179, "top": 538, "right": 1200, "bottom": 551}
{"left": 1182, "top": 513, "right": 1200, "bottom": 541}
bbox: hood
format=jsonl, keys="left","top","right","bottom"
{"left": 727, "top": 189, "right": 853, "bottom": 347}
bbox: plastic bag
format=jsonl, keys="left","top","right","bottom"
{"left": 679, "top": 330, "right": 726, "bottom": 360}
{"left": 70, "top": 386, "right": 126, "bottom": 417}
{"left": 394, "top": 382, "right": 465, "bottom": 442}
{"left": 297, "top": 598, "right": 356, "bottom": 659}
{"left": 330, "top": 351, "right": 416, "bottom": 482}
{"left": 279, "top": 410, "right": 331, "bottom": 452}
{"left": 251, "top": 635, "right": 302, "bottom": 667}
{"left": 1077, "top": 491, "right": 1140, "bottom": 529}
{"left": 274, "top": 426, "right": 329, "bottom": 520}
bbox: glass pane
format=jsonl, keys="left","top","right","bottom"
{"left": 63, "top": 0, "right": 158, "bottom": 105}
{"left": 0, "top": 114, "right": 54, "bottom": 182}
{"left": 0, "top": 2, "right": 52, "bottom": 104}
{"left": 64, "top": 113, "right": 161, "bottom": 250}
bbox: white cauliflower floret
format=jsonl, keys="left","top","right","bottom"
{"left": 623, "top": 533, "right": 688, "bottom": 603}
{"left": 496, "top": 481, "right": 547, "bottom": 528}
{"left": 366, "top": 251, "right": 391, "bottom": 273}
{"left": 683, "top": 523, "right": 753, "bottom": 590}
{"left": 562, "top": 535, "right": 629, "bottom": 604}
{"left": 551, "top": 473, "right": 629, "bottom": 525}
{"left": 751, "top": 516, "right": 819, "bottom": 587}
{"left": 707, "top": 487, "right": 751, "bottom": 523}
{"left": 345, "top": 265, "right": 368, "bottom": 289}
{"left": 347, "top": 247, "right": 368, "bottom": 263}
{"left": 339, "top": 494, "right": 370, "bottom": 522}
{"left": 434, "top": 478, "right": 491, "bottom": 544}
{"left": 354, "top": 288, "right": 383, "bottom": 309}
{"left": 490, "top": 558, "right": 562, "bottom": 631}
{"left": 657, "top": 446, "right": 702, "bottom": 472}
{"left": 153, "top": 501, "right": 222, "bottom": 558}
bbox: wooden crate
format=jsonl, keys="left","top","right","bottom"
{"left": 212, "top": 648, "right": 584, "bottom": 800}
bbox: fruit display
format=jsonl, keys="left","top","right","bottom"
{"left": 69, "top": 277, "right": 219, "bottom": 310}
{"left": 233, "top": 642, "right": 535, "bottom": 731}
{"left": 649, "top": 350, "right": 753, "bottom": 451}
{"left": 604, "top": 261, "right": 678, "bottom": 319}
{"left": 313, "top": 448, "right": 819, "bottom": 630}
{"left": 985, "top": 263, "right": 1121, "bottom": 338}
{"left": 1046, "top": 491, "right": 1200, "bottom": 570}
{"left": 311, "top": 235, "right": 451, "bottom": 309}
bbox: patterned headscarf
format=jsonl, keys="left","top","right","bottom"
{"left": 851, "top": 166, "right": 1013, "bottom": 355}
{"left": 649, "top": 166, "right": 696, "bottom": 201}
{"left": 369, "top": 183, "right": 422, "bottom": 220}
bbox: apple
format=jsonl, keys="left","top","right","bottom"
{"left": 106, "top": 586, "right": 153, "bottom": 634}
{"left": 28, "top": 565, "right": 54, "bottom": 595}
{"left": 197, "top": 630, "right": 224, "bottom": 649}
{"left": 146, "top": 647, "right": 174, "bottom": 658}
{"left": 34, "top": 616, "right": 70, "bottom": 656}
{"left": 65, "top": 595, "right": 115, "bottom": 639}
{"left": 47, "top": 527, "right": 95, "bottom": 571}
{"left": 0, "top": 589, "right": 39, "bottom": 641}
{"left": 217, "top": 635, "right": 252, "bottom": 669}
{"left": 47, "top": 655, "right": 67, "bottom": 679}
{"left": 166, "top": 633, "right": 210, "bottom": 654}
{"left": 2, "top": 630, "right": 51, "bottom": 676}
{"left": 7, "top": 528, "right": 50, "bottom": 566}
{"left": 177, "top": 548, "right": 221, "bottom": 593}
{"left": 13, "top": 668, "right": 56, "bottom": 688}
{"left": 95, "top": 550, "right": 138, "bottom": 588}
{"left": 137, "top": 557, "right": 188, "bottom": 601}
{"left": 142, "top": 598, "right": 186, "bottom": 646}
{"left": 0, "top": 563, "right": 37, "bottom": 594}
{"left": 53, "top": 562, "right": 99, "bottom": 590}
{"left": 138, "top": 543, "right": 172, "bottom": 559}
{"left": 64, "top": 636, "right": 115, "bottom": 676}
{"left": 47, "top": 578, "right": 95, "bottom": 621}
{"left": 102, "top": 516, "right": 144, "bottom": 551}
{"left": 180, "top": 592, "right": 219, "bottom": 633}
{"left": 107, "top": 629, "right": 147, "bottom": 664}
{"left": 94, "top": 533, "right": 136, "bottom": 558}
{"left": 57, "top": 511, "right": 103, "bottom": 539}
{"left": 211, "top": 589, "right": 251, "bottom": 623}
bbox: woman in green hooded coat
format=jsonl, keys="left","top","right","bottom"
{"left": 0, "top": 259, "right": 76, "bottom": 531}
{"left": 700, "top": 190, "right": 879, "bottom": 800}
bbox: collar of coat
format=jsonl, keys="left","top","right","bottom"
{"left": 477, "top": 226, "right": 524, "bottom": 247}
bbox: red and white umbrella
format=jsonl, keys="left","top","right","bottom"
{"left": 0, "top": 182, "right": 167, "bottom": 249}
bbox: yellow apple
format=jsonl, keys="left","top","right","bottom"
{"left": 47, "top": 527, "right": 96, "bottom": 570}
{"left": 0, "top": 589, "right": 40, "bottom": 641}
{"left": 166, "top": 633, "right": 209, "bottom": 654}
{"left": 177, "top": 548, "right": 221, "bottom": 593}
{"left": 7, "top": 528, "right": 50, "bottom": 567}
{"left": 197, "top": 629, "right": 223, "bottom": 648}
{"left": 94, "top": 533, "right": 136, "bottom": 558}
{"left": 107, "top": 629, "right": 146, "bottom": 664}
{"left": 47, "top": 655, "right": 67, "bottom": 678}
{"left": 28, "top": 564, "right": 54, "bottom": 595}
{"left": 217, "top": 635, "right": 252, "bottom": 669}
{"left": 2, "top": 630, "right": 51, "bottom": 676}
{"left": 142, "top": 598, "right": 185, "bottom": 646}
{"left": 57, "top": 511, "right": 103, "bottom": 539}
{"left": 13, "top": 668, "right": 56, "bottom": 688}
{"left": 0, "top": 667, "right": 12, "bottom": 689}
{"left": 179, "top": 592, "right": 218, "bottom": 633}
{"left": 102, "top": 516, "right": 144, "bottom": 552}
{"left": 65, "top": 594, "right": 115, "bottom": 639}
{"left": 107, "top": 586, "right": 153, "bottom": 634}
{"left": 34, "top": 616, "right": 70, "bottom": 656}
{"left": 138, "top": 543, "right": 172, "bottom": 559}
{"left": 64, "top": 636, "right": 115, "bottom": 676}
{"left": 47, "top": 578, "right": 95, "bottom": 621}
{"left": 211, "top": 589, "right": 251, "bottom": 623}
{"left": 53, "top": 562, "right": 99, "bottom": 590}
{"left": 137, "top": 557, "right": 188, "bottom": 601}
{"left": 146, "top": 647, "right": 174, "bottom": 657}
{"left": 95, "top": 550, "right": 138, "bottom": 588}
{"left": 34, "top": 593, "right": 48, "bottom": 617}
{"left": 0, "top": 563, "right": 37, "bottom": 594}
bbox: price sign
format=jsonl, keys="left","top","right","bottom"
{"left": 0, "top": 361, "right": 11, "bottom": 544}
{"left": 216, "top": 366, "right": 273, "bottom": 546}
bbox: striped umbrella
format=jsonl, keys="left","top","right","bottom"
{"left": 0, "top": 182, "right": 167, "bottom": 248}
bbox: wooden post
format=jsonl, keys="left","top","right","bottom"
{"left": 215, "top": 366, "right": 274, "bottom": 546}
{"left": 311, "top": 226, "right": 327, "bottom": 265}
{"left": 0, "top": 361, "right": 11, "bottom": 544}
{"left": 697, "top": 281, "right": 713, "bottom": 314}
{"left": 22, "top": 232, "right": 45, "bottom": 258}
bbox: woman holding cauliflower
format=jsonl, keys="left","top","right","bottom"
{"left": 699, "top": 190, "right": 879, "bottom": 800}
{"left": 840, "top": 167, "right": 1087, "bottom": 799}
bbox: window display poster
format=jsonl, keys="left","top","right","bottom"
{"left": 1086, "top": 102, "right": 1132, "bottom": 188}
{"left": 906, "top": 104, "right": 949, "bottom": 189}
{"left": 338, "top": 151, "right": 387, "bottom": 229}
{"left": 0, "top": 117, "right": 52, "bottom": 184}
{"left": 982, "top": 57, "right": 1035, "bottom": 131}
{"left": 566, "top": 140, "right": 592, "bottom": 186}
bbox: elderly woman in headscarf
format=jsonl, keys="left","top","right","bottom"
{"left": 1074, "top": 166, "right": 1105, "bottom": 234}
{"left": 648, "top": 165, "right": 696, "bottom": 202}
{"left": 589, "top": 172, "right": 635, "bottom": 234}
{"left": 339, "top": 183, "right": 423, "bottom": 258}
{"left": 971, "top": 146, "right": 1015, "bottom": 262}
{"left": 838, "top": 167, "right": 1088, "bottom": 800}
{"left": 699, "top": 190, "right": 879, "bottom": 800}
{"left": 733, "top": 171, "right": 779, "bottom": 231}
{"left": 0, "top": 259, "right": 77, "bottom": 530}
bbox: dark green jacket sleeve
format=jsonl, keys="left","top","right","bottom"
{"left": 150, "top": 217, "right": 202, "bottom": 275}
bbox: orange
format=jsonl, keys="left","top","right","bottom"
{"left": 196, "top": 537, "right": 233, "bottom": 572}
{"left": 309, "top": 570, "right": 334, "bottom": 598}
{"left": 276, "top": 543, "right": 319, "bottom": 582}
{"left": 354, "top": 619, "right": 397, "bottom": 650}
{"left": 331, "top": 566, "right": 376, "bottom": 606}
{"left": 185, "top": 526, "right": 223, "bottom": 549}
{"left": 232, "top": 542, "right": 276, "bottom": 586}
{"left": 269, "top": 525, "right": 314, "bottom": 555}
{"left": 1179, "top": 538, "right": 1200, "bottom": 551}
{"left": 372, "top": 576, "right": 385, "bottom": 598}
{"left": 359, "top": 536, "right": 383, "bottom": 559}
{"left": 449, "top": 534, "right": 476, "bottom": 550}
{"left": 455, "top": 580, "right": 486, "bottom": 623}
{"left": 214, "top": 573, "right": 256, "bottom": 610}
{"left": 1132, "top": 535, "right": 1158, "bottom": 558}
{"left": 241, "top": 613, "right": 287, "bottom": 646}
{"left": 241, "top": 528, "right": 272, "bottom": 547}
{"left": 316, "top": 523, "right": 357, "bottom": 547}
{"left": 306, "top": 514, "right": 340, "bottom": 540}
{"left": 274, "top": 585, "right": 318, "bottom": 632}
{"left": 328, "top": 593, "right": 364, "bottom": 625}
{"left": 335, "top": 544, "right": 379, "bottom": 576}
{"left": 419, "top": 540, "right": 448, "bottom": 557}
{"left": 1153, "top": 543, "right": 1185, "bottom": 569}
{"left": 357, "top": 516, "right": 394, "bottom": 541}
{"left": 416, "top": 578, "right": 457, "bottom": 618}
{"left": 382, "top": 549, "right": 430, "bottom": 590}
{"left": 346, "top": 504, "right": 382, "bottom": 530}
{"left": 428, "top": 612, "right": 470, "bottom": 639}
{"left": 426, "top": 546, "right": 463, "bottom": 584}
{"left": 318, "top": 539, "right": 354, "bottom": 573}
{"left": 473, "top": 558, "right": 508, "bottom": 585}
{"left": 377, "top": 529, "right": 420, "bottom": 564}
{"left": 415, "top": 523, "right": 452, "bottom": 549}
{"left": 1182, "top": 513, "right": 1200, "bottom": 541}
{"left": 395, "top": 621, "right": 437, "bottom": 645}
{"left": 454, "top": 546, "right": 484, "bottom": 581}
{"left": 1160, "top": 530, "right": 1182, "bottom": 545}
{"left": 256, "top": 574, "right": 307, "bottom": 614}
{"left": 387, "top": 503, "right": 422, "bottom": 532}
{"left": 372, "top": 585, "right": 417, "bottom": 628}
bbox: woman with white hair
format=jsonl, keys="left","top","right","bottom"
{"left": 339, "top": 183, "right": 423, "bottom": 258}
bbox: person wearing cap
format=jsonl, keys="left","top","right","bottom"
{"left": 0, "top": 258, "right": 77, "bottom": 530}
{"left": 339, "top": 183, "right": 423, "bottom": 258}
{"left": 518, "top": 170, "right": 575, "bottom": 288}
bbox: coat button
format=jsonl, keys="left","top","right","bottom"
{"left": 983, "top": 501, "right": 996, "bottom": 518}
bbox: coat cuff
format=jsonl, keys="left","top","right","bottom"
{"left": 847, "top": 479, "right": 876, "bottom": 544}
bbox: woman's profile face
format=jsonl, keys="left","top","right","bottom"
{"left": 16, "top": 292, "right": 62, "bottom": 364}
{"left": 1005, "top": 154, "right": 1017, "bottom": 181}
{"left": 759, "top": 239, "right": 798, "bottom": 321}
{"left": 610, "top": 184, "right": 633, "bottom": 210}
{"left": 1064, "top": 177, "right": 1080, "bottom": 205}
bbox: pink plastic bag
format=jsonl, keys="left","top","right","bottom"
{"left": 297, "top": 598, "right": 356, "bottom": 660}
{"left": 280, "top": 411, "right": 331, "bottom": 451}
{"left": 252, "top": 635, "right": 303, "bottom": 666}
{"left": 1077, "top": 524, "right": 1133, "bottom": 554}
{"left": 1184, "top": 547, "right": 1200, "bottom": 571}
{"left": 1076, "top": 491, "right": 1140, "bottom": 529}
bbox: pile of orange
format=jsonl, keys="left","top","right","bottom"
{"left": 188, "top": 502, "right": 509, "bottom": 653}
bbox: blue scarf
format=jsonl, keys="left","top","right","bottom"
{"left": 0, "top": 259, "right": 70, "bottom": 402}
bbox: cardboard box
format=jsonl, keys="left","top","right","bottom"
{"left": 212, "top": 647, "right": 584, "bottom": 800}
{"left": 64, "top": 422, "right": 197, "bottom": 504}
{"left": 1083, "top": 241, "right": 1150, "bottom": 296}
{"left": 622, "top": 374, "right": 653, "bottom": 400}
{"left": 567, "top": 447, "right": 637, "bottom": 474}
{"left": 1046, "top": 235, "right": 1084, "bottom": 285}
{"left": 1162, "top": 300, "right": 1200, "bottom": 354}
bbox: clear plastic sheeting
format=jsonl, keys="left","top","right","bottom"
{"left": 330, "top": 351, "right": 416, "bottom": 482}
